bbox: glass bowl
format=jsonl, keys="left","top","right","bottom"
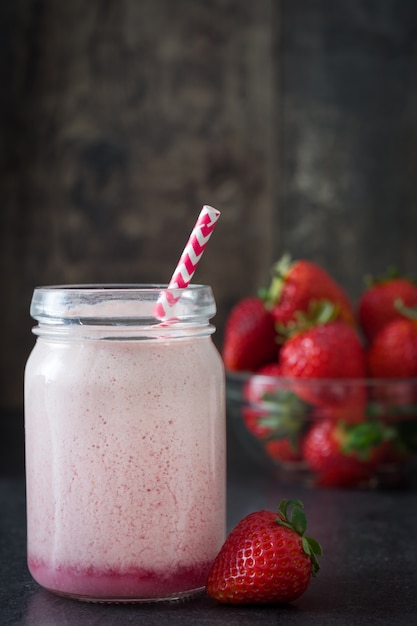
{"left": 226, "top": 370, "right": 417, "bottom": 488}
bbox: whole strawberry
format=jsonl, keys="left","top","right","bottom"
{"left": 367, "top": 307, "right": 417, "bottom": 379}
{"left": 279, "top": 303, "right": 366, "bottom": 411}
{"left": 280, "top": 320, "right": 365, "bottom": 380}
{"left": 261, "top": 254, "right": 355, "bottom": 326}
{"left": 358, "top": 271, "right": 417, "bottom": 344}
{"left": 222, "top": 297, "right": 278, "bottom": 371}
{"left": 302, "top": 420, "right": 392, "bottom": 487}
{"left": 206, "top": 499, "right": 321, "bottom": 604}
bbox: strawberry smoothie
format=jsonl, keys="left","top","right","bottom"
{"left": 25, "top": 285, "right": 226, "bottom": 602}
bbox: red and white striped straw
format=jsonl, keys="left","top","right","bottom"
{"left": 154, "top": 205, "right": 221, "bottom": 320}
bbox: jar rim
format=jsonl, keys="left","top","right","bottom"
{"left": 30, "top": 283, "right": 216, "bottom": 325}
{"left": 32, "top": 283, "right": 201, "bottom": 292}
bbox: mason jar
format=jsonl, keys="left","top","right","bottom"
{"left": 24, "top": 284, "right": 226, "bottom": 602}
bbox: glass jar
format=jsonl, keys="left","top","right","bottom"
{"left": 24, "top": 284, "right": 226, "bottom": 603}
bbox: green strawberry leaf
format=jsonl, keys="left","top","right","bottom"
{"left": 257, "top": 389, "right": 309, "bottom": 436}
{"left": 341, "top": 421, "right": 395, "bottom": 460}
{"left": 291, "top": 506, "right": 307, "bottom": 536}
{"left": 305, "top": 536, "right": 323, "bottom": 556}
{"left": 302, "top": 536, "right": 322, "bottom": 576}
{"left": 262, "top": 387, "right": 306, "bottom": 407}
{"left": 276, "top": 299, "right": 340, "bottom": 338}
{"left": 276, "top": 499, "right": 322, "bottom": 576}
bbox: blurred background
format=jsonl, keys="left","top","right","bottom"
{"left": 1, "top": 0, "right": 417, "bottom": 419}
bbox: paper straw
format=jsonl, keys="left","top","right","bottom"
{"left": 154, "top": 205, "right": 221, "bottom": 320}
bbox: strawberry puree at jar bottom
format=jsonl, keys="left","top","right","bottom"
{"left": 28, "top": 558, "right": 211, "bottom": 599}
{"left": 25, "top": 337, "right": 226, "bottom": 600}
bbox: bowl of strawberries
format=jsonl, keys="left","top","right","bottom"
{"left": 224, "top": 255, "right": 417, "bottom": 488}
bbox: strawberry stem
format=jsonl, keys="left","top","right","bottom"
{"left": 260, "top": 253, "right": 293, "bottom": 309}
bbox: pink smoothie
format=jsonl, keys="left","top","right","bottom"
{"left": 25, "top": 335, "right": 226, "bottom": 601}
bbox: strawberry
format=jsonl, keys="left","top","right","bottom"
{"left": 367, "top": 307, "right": 417, "bottom": 379}
{"left": 358, "top": 271, "right": 417, "bottom": 344}
{"left": 206, "top": 499, "right": 322, "bottom": 604}
{"left": 279, "top": 303, "right": 366, "bottom": 412}
{"left": 302, "top": 420, "right": 393, "bottom": 487}
{"left": 261, "top": 254, "right": 355, "bottom": 326}
{"left": 222, "top": 298, "right": 278, "bottom": 372}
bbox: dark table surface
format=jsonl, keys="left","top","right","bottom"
{"left": 1, "top": 410, "right": 417, "bottom": 626}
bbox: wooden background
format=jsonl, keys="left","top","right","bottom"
{"left": 1, "top": 0, "right": 417, "bottom": 411}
